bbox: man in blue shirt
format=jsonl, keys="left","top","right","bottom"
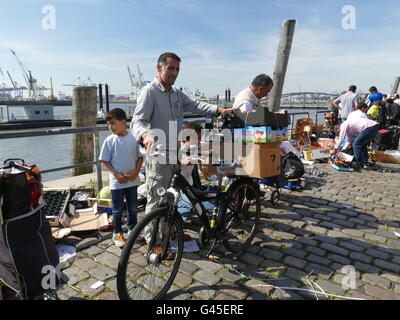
{"left": 367, "top": 86, "right": 383, "bottom": 111}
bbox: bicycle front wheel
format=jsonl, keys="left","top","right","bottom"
{"left": 117, "top": 207, "right": 184, "bottom": 300}
{"left": 219, "top": 179, "right": 261, "bottom": 255}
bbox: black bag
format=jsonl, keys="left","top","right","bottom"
{"left": 282, "top": 152, "right": 305, "bottom": 179}
{"left": 392, "top": 128, "right": 400, "bottom": 150}
{"left": 373, "top": 129, "right": 393, "bottom": 151}
{"left": 0, "top": 159, "right": 42, "bottom": 220}
{"left": 0, "top": 208, "right": 60, "bottom": 299}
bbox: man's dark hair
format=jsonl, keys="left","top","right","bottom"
{"left": 395, "top": 94, "right": 399, "bottom": 99}
{"left": 158, "top": 52, "right": 181, "bottom": 65}
{"left": 386, "top": 98, "right": 394, "bottom": 104}
{"left": 251, "top": 74, "right": 273, "bottom": 89}
{"left": 357, "top": 102, "right": 368, "bottom": 110}
{"left": 348, "top": 85, "right": 357, "bottom": 92}
{"left": 369, "top": 86, "right": 378, "bottom": 93}
{"left": 105, "top": 108, "right": 127, "bottom": 122}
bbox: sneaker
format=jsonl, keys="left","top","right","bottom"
{"left": 153, "top": 245, "right": 175, "bottom": 260}
{"left": 112, "top": 233, "right": 126, "bottom": 248}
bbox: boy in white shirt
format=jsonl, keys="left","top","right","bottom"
{"left": 99, "top": 108, "right": 143, "bottom": 247}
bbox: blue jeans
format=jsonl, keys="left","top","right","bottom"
{"left": 111, "top": 186, "right": 138, "bottom": 234}
{"left": 353, "top": 124, "right": 379, "bottom": 168}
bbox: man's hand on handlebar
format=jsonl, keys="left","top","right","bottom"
{"left": 217, "top": 107, "right": 236, "bottom": 117}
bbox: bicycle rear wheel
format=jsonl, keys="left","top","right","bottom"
{"left": 117, "top": 207, "right": 184, "bottom": 300}
{"left": 219, "top": 179, "right": 261, "bottom": 255}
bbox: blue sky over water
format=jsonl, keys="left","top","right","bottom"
{"left": 1, "top": 0, "right": 400, "bottom": 97}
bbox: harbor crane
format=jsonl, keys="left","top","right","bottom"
{"left": 10, "top": 49, "right": 47, "bottom": 100}
{"left": 127, "top": 64, "right": 145, "bottom": 102}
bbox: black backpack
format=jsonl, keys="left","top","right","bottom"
{"left": 373, "top": 129, "right": 393, "bottom": 151}
{"left": 282, "top": 152, "right": 305, "bottom": 179}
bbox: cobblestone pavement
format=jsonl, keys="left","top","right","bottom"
{"left": 56, "top": 163, "right": 400, "bottom": 300}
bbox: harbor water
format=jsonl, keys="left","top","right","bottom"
{"left": 0, "top": 105, "right": 328, "bottom": 182}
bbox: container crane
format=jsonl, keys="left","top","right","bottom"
{"left": 9, "top": 49, "right": 46, "bottom": 100}
{"left": 127, "top": 64, "right": 146, "bottom": 102}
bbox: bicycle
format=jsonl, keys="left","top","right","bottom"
{"left": 116, "top": 150, "right": 261, "bottom": 300}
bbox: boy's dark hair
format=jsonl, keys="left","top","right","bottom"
{"left": 182, "top": 122, "right": 203, "bottom": 141}
{"left": 369, "top": 86, "right": 378, "bottom": 93}
{"left": 252, "top": 74, "right": 273, "bottom": 88}
{"left": 158, "top": 52, "right": 181, "bottom": 65}
{"left": 105, "top": 108, "right": 127, "bottom": 122}
{"left": 348, "top": 85, "right": 357, "bottom": 92}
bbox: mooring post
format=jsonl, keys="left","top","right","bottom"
{"left": 71, "top": 86, "right": 97, "bottom": 176}
{"left": 268, "top": 19, "right": 296, "bottom": 112}
{"left": 391, "top": 77, "right": 400, "bottom": 96}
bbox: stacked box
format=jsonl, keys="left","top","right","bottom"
{"left": 243, "top": 126, "right": 254, "bottom": 144}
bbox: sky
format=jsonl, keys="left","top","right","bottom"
{"left": 1, "top": 0, "right": 400, "bottom": 98}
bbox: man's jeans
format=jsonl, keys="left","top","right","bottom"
{"left": 353, "top": 124, "right": 379, "bottom": 168}
{"left": 111, "top": 185, "right": 138, "bottom": 234}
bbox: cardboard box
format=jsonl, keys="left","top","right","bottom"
{"left": 243, "top": 126, "right": 255, "bottom": 144}
{"left": 237, "top": 142, "right": 281, "bottom": 178}
{"left": 317, "top": 138, "right": 334, "bottom": 149}
{"left": 312, "top": 124, "right": 324, "bottom": 135}
{"left": 69, "top": 203, "right": 109, "bottom": 232}
{"left": 372, "top": 151, "right": 400, "bottom": 164}
{"left": 302, "top": 148, "right": 331, "bottom": 160}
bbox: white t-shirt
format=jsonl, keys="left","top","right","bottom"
{"left": 335, "top": 91, "right": 357, "bottom": 119}
{"left": 347, "top": 109, "right": 368, "bottom": 121}
{"left": 99, "top": 131, "right": 143, "bottom": 190}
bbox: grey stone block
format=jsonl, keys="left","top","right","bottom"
{"left": 61, "top": 267, "right": 90, "bottom": 285}
{"left": 179, "top": 261, "right": 199, "bottom": 275}
{"left": 193, "top": 270, "right": 221, "bottom": 286}
{"left": 194, "top": 260, "right": 224, "bottom": 273}
{"left": 374, "top": 259, "right": 400, "bottom": 273}
{"left": 306, "top": 254, "right": 331, "bottom": 265}
{"left": 362, "top": 274, "right": 391, "bottom": 289}
{"left": 283, "top": 255, "right": 307, "bottom": 269}
{"left": 349, "top": 252, "right": 372, "bottom": 264}
{"left": 88, "top": 266, "right": 116, "bottom": 281}
{"left": 320, "top": 243, "right": 349, "bottom": 256}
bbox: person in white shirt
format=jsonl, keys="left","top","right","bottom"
{"left": 233, "top": 74, "right": 273, "bottom": 113}
{"left": 347, "top": 102, "right": 368, "bottom": 121}
{"left": 333, "top": 85, "right": 358, "bottom": 122}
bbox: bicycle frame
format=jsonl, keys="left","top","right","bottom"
{"left": 164, "top": 166, "right": 226, "bottom": 237}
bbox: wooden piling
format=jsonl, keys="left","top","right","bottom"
{"left": 71, "top": 86, "right": 97, "bottom": 176}
{"left": 268, "top": 19, "right": 296, "bottom": 112}
{"left": 391, "top": 77, "right": 400, "bottom": 96}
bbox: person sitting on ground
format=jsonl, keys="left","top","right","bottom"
{"left": 177, "top": 122, "right": 214, "bottom": 223}
{"left": 99, "top": 108, "right": 144, "bottom": 248}
{"left": 334, "top": 117, "right": 379, "bottom": 170}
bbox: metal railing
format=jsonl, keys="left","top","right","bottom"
{"left": 0, "top": 126, "right": 108, "bottom": 192}
{"left": 314, "top": 110, "right": 330, "bottom": 125}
